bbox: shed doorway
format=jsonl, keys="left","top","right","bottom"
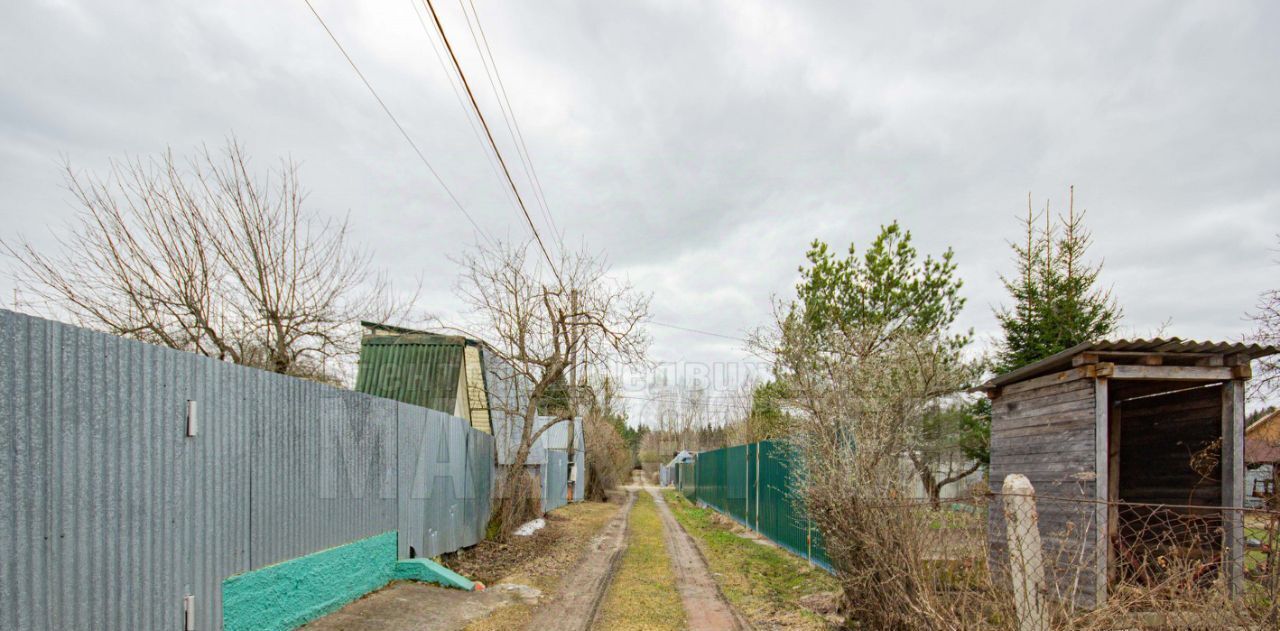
{"left": 1109, "top": 382, "right": 1225, "bottom": 587}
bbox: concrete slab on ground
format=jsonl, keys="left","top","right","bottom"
{"left": 301, "top": 581, "right": 540, "bottom": 631}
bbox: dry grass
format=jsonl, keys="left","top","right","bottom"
{"left": 598, "top": 491, "right": 686, "bottom": 630}
{"left": 664, "top": 490, "right": 840, "bottom": 630}
{"left": 464, "top": 499, "right": 622, "bottom": 631}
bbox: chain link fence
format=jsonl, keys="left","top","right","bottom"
{"left": 840, "top": 481, "right": 1280, "bottom": 629}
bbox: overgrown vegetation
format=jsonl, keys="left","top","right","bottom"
{"left": 582, "top": 377, "right": 634, "bottom": 501}
{"left": 758, "top": 221, "right": 983, "bottom": 628}
{"left": 598, "top": 492, "right": 685, "bottom": 631}
{"left": 664, "top": 490, "right": 838, "bottom": 629}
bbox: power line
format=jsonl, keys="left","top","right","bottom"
{"left": 302, "top": 0, "right": 493, "bottom": 245}
{"left": 649, "top": 320, "right": 752, "bottom": 344}
{"left": 421, "top": 0, "right": 560, "bottom": 278}
{"left": 407, "top": 0, "right": 518, "bottom": 214}
{"left": 613, "top": 392, "right": 750, "bottom": 413}
{"left": 458, "top": 0, "right": 559, "bottom": 240}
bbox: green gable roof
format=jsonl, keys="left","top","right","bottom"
{"left": 355, "top": 334, "right": 465, "bottom": 413}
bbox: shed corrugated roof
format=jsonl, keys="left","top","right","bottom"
{"left": 1246, "top": 437, "right": 1280, "bottom": 465}
{"left": 354, "top": 335, "right": 465, "bottom": 414}
{"left": 984, "top": 338, "right": 1280, "bottom": 388}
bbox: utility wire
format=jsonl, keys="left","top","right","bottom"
{"left": 459, "top": 0, "right": 560, "bottom": 239}
{"left": 302, "top": 0, "right": 493, "bottom": 245}
{"left": 407, "top": 0, "right": 518, "bottom": 213}
{"left": 613, "top": 392, "right": 750, "bottom": 412}
{"left": 421, "top": 0, "right": 560, "bottom": 279}
{"left": 649, "top": 320, "right": 752, "bottom": 344}
{"left": 309, "top": 1, "right": 752, "bottom": 347}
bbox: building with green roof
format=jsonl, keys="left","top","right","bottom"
{"left": 354, "top": 322, "right": 492, "bottom": 434}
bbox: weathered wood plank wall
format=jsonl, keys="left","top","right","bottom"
{"left": 989, "top": 376, "right": 1099, "bottom": 604}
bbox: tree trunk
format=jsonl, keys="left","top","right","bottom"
{"left": 908, "top": 452, "right": 943, "bottom": 509}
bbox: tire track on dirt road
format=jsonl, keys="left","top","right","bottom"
{"left": 647, "top": 486, "right": 750, "bottom": 631}
{"left": 524, "top": 489, "right": 636, "bottom": 631}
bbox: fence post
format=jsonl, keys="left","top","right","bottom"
{"left": 754, "top": 442, "right": 761, "bottom": 532}
{"left": 1003, "top": 474, "right": 1048, "bottom": 631}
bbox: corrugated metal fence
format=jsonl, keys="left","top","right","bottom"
{"left": 680, "top": 440, "right": 831, "bottom": 570}
{"left": 0, "top": 310, "right": 494, "bottom": 630}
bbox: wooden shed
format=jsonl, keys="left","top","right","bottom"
{"left": 982, "top": 339, "right": 1279, "bottom": 607}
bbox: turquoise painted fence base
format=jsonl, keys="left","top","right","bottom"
{"left": 393, "top": 558, "right": 476, "bottom": 590}
{"left": 223, "top": 531, "right": 477, "bottom": 631}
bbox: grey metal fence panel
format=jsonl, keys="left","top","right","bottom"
{"left": 543, "top": 449, "right": 570, "bottom": 512}
{"left": 575, "top": 446, "right": 587, "bottom": 501}
{"left": 397, "top": 406, "right": 487, "bottom": 559}
{"left": 0, "top": 311, "right": 191, "bottom": 630}
{"left": 462, "top": 428, "right": 494, "bottom": 546}
{"left": 187, "top": 351, "right": 253, "bottom": 630}
{"left": 397, "top": 402, "right": 428, "bottom": 559}
{"left": 0, "top": 311, "right": 498, "bottom": 631}
{"left": 250, "top": 378, "right": 399, "bottom": 569}
{"left": 572, "top": 418, "right": 586, "bottom": 502}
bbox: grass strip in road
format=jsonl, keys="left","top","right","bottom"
{"left": 663, "top": 490, "right": 840, "bottom": 630}
{"left": 598, "top": 491, "right": 687, "bottom": 630}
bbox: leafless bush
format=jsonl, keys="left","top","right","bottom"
{"left": 811, "top": 491, "right": 1280, "bottom": 630}
{"left": 583, "top": 414, "right": 632, "bottom": 501}
{"left": 489, "top": 466, "right": 542, "bottom": 539}
{"left": 2, "top": 140, "right": 412, "bottom": 384}
{"left": 757, "top": 299, "right": 980, "bottom": 626}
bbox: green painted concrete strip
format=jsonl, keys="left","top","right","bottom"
{"left": 222, "top": 531, "right": 397, "bottom": 631}
{"left": 222, "top": 531, "right": 479, "bottom": 631}
{"left": 393, "top": 558, "right": 476, "bottom": 591}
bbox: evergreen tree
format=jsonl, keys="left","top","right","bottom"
{"left": 745, "top": 380, "right": 791, "bottom": 441}
{"left": 996, "top": 188, "right": 1121, "bottom": 373}
{"left": 797, "top": 221, "right": 971, "bottom": 360}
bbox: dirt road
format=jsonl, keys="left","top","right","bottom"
{"left": 647, "top": 486, "right": 749, "bottom": 631}
{"left": 523, "top": 489, "right": 636, "bottom": 630}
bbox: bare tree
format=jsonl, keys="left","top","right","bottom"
{"left": 2, "top": 140, "right": 410, "bottom": 384}
{"left": 1251, "top": 235, "right": 1280, "bottom": 400}
{"left": 456, "top": 239, "right": 649, "bottom": 536}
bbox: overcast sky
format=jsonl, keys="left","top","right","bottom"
{"left": 2, "top": 1, "right": 1278, "bottom": 415}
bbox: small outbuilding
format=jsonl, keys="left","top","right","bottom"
{"left": 660, "top": 451, "right": 696, "bottom": 487}
{"left": 1246, "top": 409, "right": 1280, "bottom": 509}
{"left": 982, "top": 338, "right": 1279, "bottom": 607}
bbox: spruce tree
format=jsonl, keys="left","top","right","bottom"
{"left": 995, "top": 188, "right": 1121, "bottom": 373}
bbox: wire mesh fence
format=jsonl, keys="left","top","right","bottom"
{"left": 836, "top": 485, "right": 1280, "bottom": 629}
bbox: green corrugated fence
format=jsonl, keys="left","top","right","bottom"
{"left": 681, "top": 440, "right": 831, "bottom": 571}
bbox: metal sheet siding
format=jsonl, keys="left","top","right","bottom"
{"left": 481, "top": 346, "right": 534, "bottom": 465}
{"left": 187, "top": 350, "right": 253, "bottom": 630}
{"left": 542, "top": 449, "right": 569, "bottom": 512}
{"left": 251, "top": 380, "right": 400, "bottom": 569}
{"left": 0, "top": 311, "right": 499, "bottom": 630}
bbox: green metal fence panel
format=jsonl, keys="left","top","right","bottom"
{"left": 676, "top": 462, "right": 696, "bottom": 500}
{"left": 684, "top": 440, "right": 831, "bottom": 571}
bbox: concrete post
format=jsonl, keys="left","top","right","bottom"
{"left": 1004, "top": 474, "right": 1048, "bottom": 631}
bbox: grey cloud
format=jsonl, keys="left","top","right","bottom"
{"left": 2, "top": 1, "right": 1277, "bottom": 410}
